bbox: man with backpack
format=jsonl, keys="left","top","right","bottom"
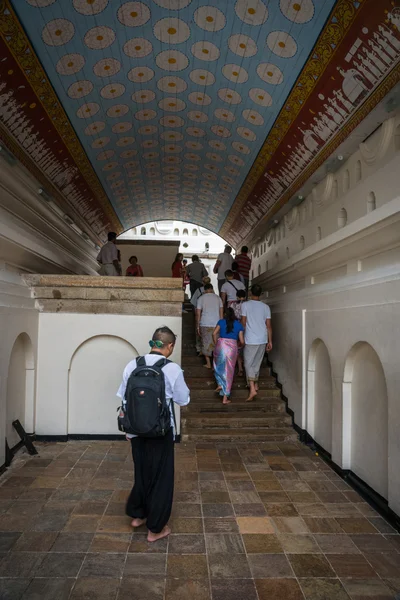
{"left": 116, "top": 326, "right": 190, "bottom": 543}
{"left": 220, "top": 270, "right": 246, "bottom": 308}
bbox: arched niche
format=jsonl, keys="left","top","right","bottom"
{"left": 149, "top": 227, "right": 155, "bottom": 236}
{"left": 343, "top": 169, "right": 350, "bottom": 192}
{"left": 68, "top": 335, "right": 137, "bottom": 435}
{"left": 342, "top": 342, "right": 388, "bottom": 499}
{"left": 316, "top": 226, "right": 322, "bottom": 242}
{"left": 6, "top": 333, "right": 35, "bottom": 448}
{"left": 338, "top": 208, "right": 347, "bottom": 229}
{"left": 367, "top": 191, "right": 376, "bottom": 213}
{"left": 174, "top": 228, "right": 179, "bottom": 236}
{"left": 355, "top": 160, "right": 362, "bottom": 182}
{"left": 300, "top": 236, "right": 305, "bottom": 251}
{"left": 395, "top": 124, "right": 400, "bottom": 151}
{"left": 307, "top": 339, "right": 333, "bottom": 454}
{"left": 140, "top": 227, "right": 146, "bottom": 235}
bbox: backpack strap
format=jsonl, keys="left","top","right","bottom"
{"left": 154, "top": 357, "right": 171, "bottom": 368}
{"left": 136, "top": 356, "right": 146, "bottom": 367}
{"left": 152, "top": 358, "right": 177, "bottom": 433}
{"left": 228, "top": 280, "right": 239, "bottom": 291}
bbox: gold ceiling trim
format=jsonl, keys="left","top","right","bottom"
{"left": 0, "top": 0, "right": 122, "bottom": 232}
{"left": 220, "top": 0, "right": 360, "bottom": 239}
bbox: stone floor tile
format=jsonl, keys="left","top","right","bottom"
{"left": 272, "top": 517, "right": 310, "bottom": 534}
{"left": 7, "top": 501, "right": 44, "bottom": 518}
{"left": 171, "top": 503, "right": 202, "bottom": 517}
{"left": 70, "top": 577, "right": 120, "bottom": 600}
{"left": 168, "top": 518, "right": 203, "bottom": 534}
{"left": 0, "top": 532, "right": 21, "bottom": 552}
{"left": 265, "top": 503, "right": 299, "bottom": 517}
{"left": 119, "top": 576, "right": 166, "bottom": 600}
{"left": 63, "top": 515, "right": 101, "bottom": 533}
{"left": 201, "top": 491, "right": 230, "bottom": 504}
{"left": 341, "top": 578, "right": 394, "bottom": 599}
{"left": 314, "top": 534, "right": 360, "bottom": 554}
{"left": 36, "top": 552, "right": 85, "bottom": 578}
{"left": 0, "top": 579, "right": 31, "bottom": 600}
{"left": 328, "top": 554, "right": 379, "bottom": 578}
{"left": 336, "top": 518, "right": 379, "bottom": 534}
{"left": 278, "top": 534, "right": 321, "bottom": 554}
{"left": 287, "top": 492, "right": 319, "bottom": 503}
{"left": 91, "top": 532, "right": 131, "bottom": 553}
{"left": 295, "top": 503, "right": 329, "bottom": 517}
{"left": 127, "top": 535, "right": 168, "bottom": 554}
{"left": 211, "top": 578, "right": 258, "bottom": 600}
{"left": 12, "top": 532, "right": 57, "bottom": 552}
{"left": 0, "top": 552, "right": 45, "bottom": 578}
{"left": 233, "top": 503, "right": 267, "bottom": 516}
{"left": 175, "top": 480, "right": 200, "bottom": 492}
{"left": 248, "top": 553, "right": 293, "bottom": 578}
{"left": 97, "top": 516, "right": 132, "bottom": 533}
{"left": 79, "top": 553, "right": 125, "bottom": 578}
{"left": 259, "top": 491, "right": 290, "bottom": 503}
{"left": 288, "top": 553, "right": 336, "bottom": 578}
{"left": 202, "top": 504, "right": 234, "bottom": 518}
{"left": 0, "top": 515, "right": 31, "bottom": 532}
{"left": 168, "top": 534, "right": 206, "bottom": 554}
{"left": 203, "top": 518, "right": 238, "bottom": 533}
{"left": 242, "top": 533, "right": 283, "bottom": 554}
{"left": 124, "top": 553, "right": 167, "bottom": 576}
{"left": 363, "top": 552, "right": 400, "bottom": 578}
{"left": 21, "top": 578, "right": 75, "bottom": 600}
{"left": 236, "top": 517, "right": 274, "bottom": 534}
{"left": 167, "top": 554, "right": 208, "bottom": 579}
{"left": 384, "top": 534, "right": 400, "bottom": 552}
{"left": 226, "top": 480, "right": 255, "bottom": 492}
{"left": 255, "top": 578, "right": 304, "bottom": 600}
{"left": 350, "top": 534, "right": 395, "bottom": 553}
{"left": 368, "top": 518, "right": 397, "bottom": 534}
{"left": 50, "top": 532, "right": 93, "bottom": 552}
{"left": 72, "top": 501, "right": 107, "bottom": 516}
{"left": 205, "top": 533, "right": 244, "bottom": 554}
{"left": 165, "top": 578, "right": 210, "bottom": 600}
{"left": 300, "top": 578, "right": 351, "bottom": 600}
{"left": 303, "top": 517, "right": 343, "bottom": 533}
{"left": 29, "top": 510, "right": 69, "bottom": 532}
{"left": 208, "top": 554, "right": 251, "bottom": 579}
{"left": 174, "top": 491, "right": 200, "bottom": 503}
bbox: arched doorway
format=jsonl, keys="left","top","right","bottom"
{"left": 68, "top": 335, "right": 137, "bottom": 435}
{"left": 6, "top": 333, "right": 35, "bottom": 449}
{"left": 342, "top": 343, "right": 388, "bottom": 499}
{"left": 307, "top": 339, "right": 333, "bottom": 454}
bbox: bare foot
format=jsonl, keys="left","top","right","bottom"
{"left": 203, "top": 364, "right": 212, "bottom": 369}
{"left": 222, "top": 396, "right": 231, "bottom": 405}
{"left": 131, "top": 518, "right": 146, "bottom": 528}
{"left": 215, "top": 386, "right": 222, "bottom": 393}
{"left": 147, "top": 525, "right": 171, "bottom": 543}
{"left": 255, "top": 384, "right": 259, "bottom": 391}
{"left": 245, "top": 392, "right": 257, "bottom": 402}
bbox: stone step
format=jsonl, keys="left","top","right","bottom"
{"left": 184, "top": 397, "right": 286, "bottom": 412}
{"left": 181, "top": 414, "right": 292, "bottom": 429}
{"left": 183, "top": 366, "right": 274, "bottom": 379}
{"left": 187, "top": 378, "right": 278, "bottom": 391}
{"left": 182, "top": 427, "right": 298, "bottom": 443}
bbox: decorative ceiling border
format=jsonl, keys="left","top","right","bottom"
{"left": 220, "top": 0, "right": 361, "bottom": 239}
{"left": 0, "top": 0, "right": 122, "bottom": 235}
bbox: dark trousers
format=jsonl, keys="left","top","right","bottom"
{"left": 190, "top": 279, "right": 202, "bottom": 297}
{"left": 218, "top": 279, "right": 225, "bottom": 293}
{"left": 126, "top": 431, "right": 174, "bottom": 533}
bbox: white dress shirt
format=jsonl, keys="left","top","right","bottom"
{"left": 117, "top": 353, "right": 190, "bottom": 438}
{"left": 97, "top": 241, "right": 118, "bottom": 264}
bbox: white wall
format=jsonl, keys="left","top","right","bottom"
{"left": 0, "top": 270, "right": 38, "bottom": 465}
{"left": 250, "top": 113, "right": 400, "bottom": 515}
{"left": 117, "top": 242, "right": 179, "bottom": 278}
{"left": 35, "top": 313, "right": 182, "bottom": 438}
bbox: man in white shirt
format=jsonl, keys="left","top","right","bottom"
{"left": 97, "top": 232, "right": 121, "bottom": 276}
{"left": 213, "top": 245, "right": 233, "bottom": 293}
{"left": 117, "top": 326, "right": 190, "bottom": 543}
{"left": 191, "top": 276, "right": 211, "bottom": 354}
{"left": 241, "top": 284, "right": 272, "bottom": 402}
{"left": 220, "top": 270, "right": 246, "bottom": 308}
{"left": 196, "top": 283, "right": 223, "bottom": 368}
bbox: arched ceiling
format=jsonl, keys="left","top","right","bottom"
{"left": 0, "top": 0, "right": 399, "bottom": 246}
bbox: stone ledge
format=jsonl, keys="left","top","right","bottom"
{"left": 32, "top": 287, "right": 183, "bottom": 302}
{"left": 23, "top": 274, "right": 183, "bottom": 290}
{"left": 35, "top": 299, "right": 182, "bottom": 316}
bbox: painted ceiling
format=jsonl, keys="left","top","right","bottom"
{"left": 0, "top": 0, "right": 399, "bottom": 245}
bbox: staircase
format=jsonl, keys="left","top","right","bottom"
{"left": 181, "top": 308, "right": 298, "bottom": 443}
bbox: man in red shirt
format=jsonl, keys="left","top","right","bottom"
{"left": 235, "top": 246, "right": 252, "bottom": 291}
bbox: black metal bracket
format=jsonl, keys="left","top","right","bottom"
{"left": 11, "top": 420, "right": 38, "bottom": 457}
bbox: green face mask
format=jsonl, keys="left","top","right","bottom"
{"left": 149, "top": 340, "right": 164, "bottom": 349}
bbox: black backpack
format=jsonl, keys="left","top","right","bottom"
{"left": 117, "top": 356, "right": 175, "bottom": 437}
